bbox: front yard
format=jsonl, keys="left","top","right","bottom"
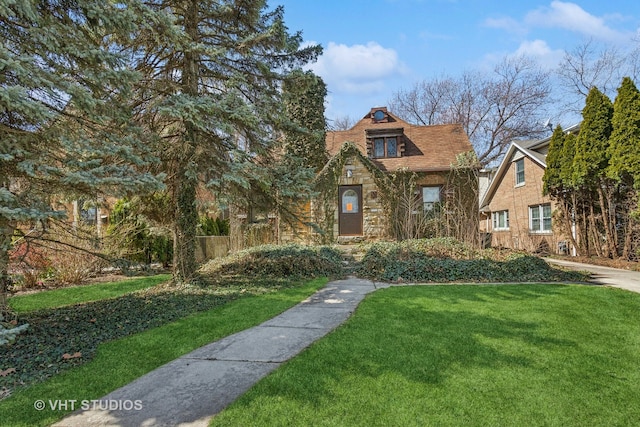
{"left": 212, "top": 284, "right": 640, "bottom": 426}
{"left": 1, "top": 241, "right": 637, "bottom": 426}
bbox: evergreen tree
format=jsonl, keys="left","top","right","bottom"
{"left": 542, "top": 125, "right": 566, "bottom": 197}
{"left": 0, "top": 1, "right": 164, "bottom": 307}
{"left": 573, "top": 87, "right": 613, "bottom": 186}
{"left": 559, "top": 132, "right": 577, "bottom": 190}
{"left": 283, "top": 70, "right": 328, "bottom": 173}
{"left": 607, "top": 77, "right": 640, "bottom": 258}
{"left": 543, "top": 126, "right": 581, "bottom": 254}
{"left": 573, "top": 87, "right": 615, "bottom": 256}
{"left": 608, "top": 77, "right": 640, "bottom": 188}
{"left": 127, "top": 1, "right": 321, "bottom": 282}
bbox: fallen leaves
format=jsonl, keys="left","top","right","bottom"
{"left": 62, "top": 352, "right": 82, "bottom": 360}
{"left": 0, "top": 368, "right": 16, "bottom": 377}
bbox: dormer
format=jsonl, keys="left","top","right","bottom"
{"left": 366, "top": 127, "right": 405, "bottom": 158}
{"left": 364, "top": 107, "right": 405, "bottom": 158}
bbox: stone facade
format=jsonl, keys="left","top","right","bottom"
{"left": 335, "top": 156, "right": 385, "bottom": 242}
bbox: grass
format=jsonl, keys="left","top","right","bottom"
{"left": 8, "top": 274, "right": 172, "bottom": 313}
{"left": 0, "top": 277, "right": 328, "bottom": 427}
{"left": 211, "top": 284, "right": 640, "bottom": 427}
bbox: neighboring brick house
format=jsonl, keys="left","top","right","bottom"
{"left": 479, "top": 124, "right": 580, "bottom": 254}
{"left": 295, "top": 106, "right": 476, "bottom": 243}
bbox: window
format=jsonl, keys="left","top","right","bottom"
{"left": 530, "top": 204, "right": 552, "bottom": 232}
{"left": 386, "top": 137, "right": 397, "bottom": 157}
{"left": 492, "top": 210, "right": 509, "bottom": 230}
{"left": 515, "top": 158, "right": 525, "bottom": 186}
{"left": 341, "top": 190, "right": 359, "bottom": 213}
{"left": 371, "top": 137, "right": 398, "bottom": 158}
{"left": 374, "top": 138, "right": 385, "bottom": 158}
{"left": 422, "top": 186, "right": 441, "bottom": 211}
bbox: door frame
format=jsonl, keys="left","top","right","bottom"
{"left": 338, "top": 185, "right": 363, "bottom": 236}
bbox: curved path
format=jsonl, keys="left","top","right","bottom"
{"left": 544, "top": 258, "right": 640, "bottom": 294}
{"left": 55, "top": 278, "right": 390, "bottom": 427}
{"left": 53, "top": 260, "right": 640, "bottom": 426}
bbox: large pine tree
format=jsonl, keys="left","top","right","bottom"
{"left": 573, "top": 87, "right": 615, "bottom": 256}
{"left": 572, "top": 87, "right": 613, "bottom": 186}
{"left": 543, "top": 126, "right": 581, "bottom": 254}
{"left": 608, "top": 77, "right": 640, "bottom": 188}
{"left": 542, "top": 125, "right": 567, "bottom": 197}
{"left": 607, "top": 77, "right": 640, "bottom": 258}
{"left": 0, "top": 1, "right": 164, "bottom": 306}
{"left": 127, "top": 1, "right": 321, "bottom": 282}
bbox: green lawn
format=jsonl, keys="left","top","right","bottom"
{"left": 211, "top": 284, "right": 640, "bottom": 427}
{"left": 8, "top": 274, "right": 172, "bottom": 313}
{"left": 0, "top": 278, "right": 328, "bottom": 427}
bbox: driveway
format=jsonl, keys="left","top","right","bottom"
{"left": 544, "top": 258, "right": 640, "bottom": 294}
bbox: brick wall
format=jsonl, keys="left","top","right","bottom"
{"left": 487, "top": 155, "right": 568, "bottom": 254}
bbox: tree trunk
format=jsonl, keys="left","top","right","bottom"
{"left": 561, "top": 199, "right": 580, "bottom": 256}
{"left": 171, "top": 0, "right": 200, "bottom": 283}
{"left": 0, "top": 218, "right": 16, "bottom": 311}
{"left": 172, "top": 177, "right": 198, "bottom": 283}
{"left": 621, "top": 190, "right": 638, "bottom": 260}
{"left": 588, "top": 203, "right": 603, "bottom": 257}
{"left": 597, "top": 183, "right": 616, "bottom": 258}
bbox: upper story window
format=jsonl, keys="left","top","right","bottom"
{"left": 373, "top": 137, "right": 398, "bottom": 158}
{"left": 367, "top": 128, "right": 404, "bottom": 159}
{"left": 515, "top": 158, "right": 525, "bottom": 186}
{"left": 371, "top": 107, "right": 390, "bottom": 123}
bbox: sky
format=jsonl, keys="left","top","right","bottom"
{"left": 272, "top": 0, "right": 640, "bottom": 127}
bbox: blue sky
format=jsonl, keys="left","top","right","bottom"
{"left": 273, "top": 0, "right": 640, "bottom": 126}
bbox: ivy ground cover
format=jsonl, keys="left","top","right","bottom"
{"left": 212, "top": 284, "right": 640, "bottom": 427}
{"left": 0, "top": 277, "right": 328, "bottom": 426}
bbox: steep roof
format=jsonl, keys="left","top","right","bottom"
{"left": 479, "top": 122, "right": 581, "bottom": 210}
{"left": 325, "top": 108, "right": 474, "bottom": 172}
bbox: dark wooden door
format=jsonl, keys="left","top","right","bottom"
{"left": 339, "top": 185, "right": 363, "bottom": 236}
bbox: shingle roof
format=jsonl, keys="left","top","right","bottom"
{"left": 325, "top": 109, "right": 474, "bottom": 172}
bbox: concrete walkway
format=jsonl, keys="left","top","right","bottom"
{"left": 544, "top": 258, "right": 640, "bottom": 294}
{"left": 54, "top": 277, "right": 389, "bottom": 427}
{"left": 51, "top": 260, "right": 640, "bottom": 426}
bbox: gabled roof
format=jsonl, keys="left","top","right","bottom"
{"left": 479, "top": 122, "right": 581, "bottom": 210}
{"left": 325, "top": 108, "right": 474, "bottom": 173}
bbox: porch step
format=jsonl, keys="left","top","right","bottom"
{"left": 337, "top": 236, "right": 366, "bottom": 245}
{"left": 335, "top": 244, "right": 366, "bottom": 276}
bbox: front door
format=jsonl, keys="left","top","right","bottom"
{"left": 339, "top": 185, "right": 363, "bottom": 236}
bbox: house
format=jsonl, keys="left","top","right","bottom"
{"left": 279, "top": 107, "right": 477, "bottom": 244}
{"left": 479, "top": 123, "right": 580, "bottom": 254}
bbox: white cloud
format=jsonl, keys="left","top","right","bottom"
{"left": 484, "top": 2, "right": 632, "bottom": 44}
{"left": 477, "top": 39, "right": 565, "bottom": 73}
{"left": 307, "top": 41, "right": 407, "bottom": 95}
{"left": 512, "top": 39, "right": 565, "bottom": 69}
{"left": 484, "top": 16, "right": 526, "bottom": 36}
{"left": 525, "top": 1, "right": 628, "bottom": 42}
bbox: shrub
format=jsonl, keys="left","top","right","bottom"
{"left": 8, "top": 242, "right": 52, "bottom": 289}
{"left": 200, "top": 244, "right": 344, "bottom": 280}
{"left": 197, "top": 216, "right": 229, "bottom": 236}
{"left": 355, "top": 238, "right": 586, "bottom": 283}
{"left": 48, "top": 249, "right": 104, "bottom": 285}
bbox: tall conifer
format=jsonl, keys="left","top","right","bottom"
{"left": 0, "top": 0, "right": 164, "bottom": 306}
{"left": 608, "top": 77, "right": 640, "bottom": 258}
{"left": 128, "top": 1, "right": 321, "bottom": 282}
{"left": 608, "top": 77, "right": 640, "bottom": 188}
{"left": 573, "top": 87, "right": 615, "bottom": 256}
